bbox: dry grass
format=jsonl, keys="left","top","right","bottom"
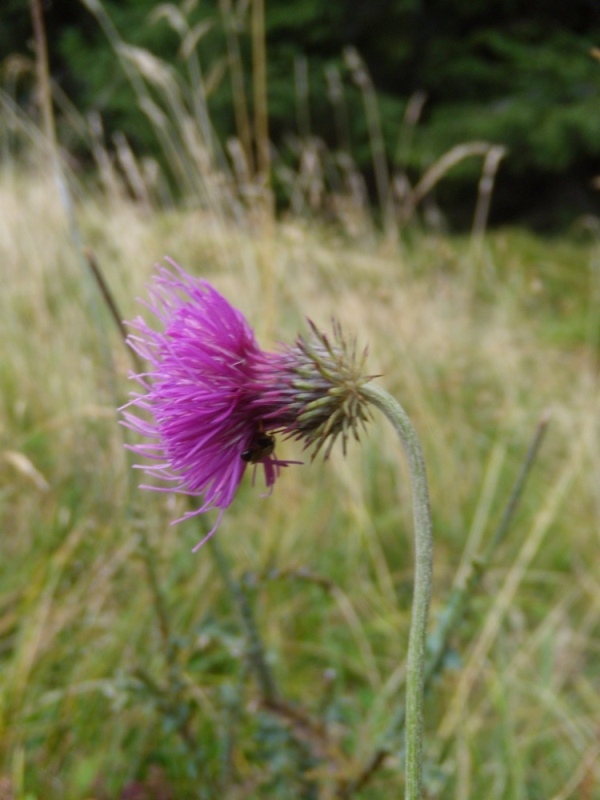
{"left": 0, "top": 152, "right": 599, "bottom": 799}
{"left": 3, "top": 3, "right": 599, "bottom": 794}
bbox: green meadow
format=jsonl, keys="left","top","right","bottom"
{"left": 2, "top": 164, "right": 599, "bottom": 798}
{"left": 2, "top": 6, "right": 600, "bottom": 798}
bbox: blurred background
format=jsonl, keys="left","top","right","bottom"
{"left": 2, "top": 2, "right": 600, "bottom": 799}
{"left": 4, "top": 0, "right": 600, "bottom": 229}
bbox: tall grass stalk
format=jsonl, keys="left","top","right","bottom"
{"left": 344, "top": 47, "right": 396, "bottom": 243}
{"left": 219, "top": 0, "right": 254, "bottom": 175}
{"left": 29, "top": 0, "right": 57, "bottom": 168}
{"left": 251, "top": 0, "right": 270, "bottom": 207}
{"left": 438, "top": 435, "right": 584, "bottom": 745}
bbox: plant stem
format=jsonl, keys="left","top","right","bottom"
{"left": 208, "top": 534, "right": 279, "bottom": 704}
{"left": 359, "top": 383, "right": 433, "bottom": 800}
{"left": 321, "top": 413, "right": 550, "bottom": 798}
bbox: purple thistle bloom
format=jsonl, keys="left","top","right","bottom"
{"left": 121, "top": 260, "right": 300, "bottom": 549}
{"left": 121, "top": 259, "right": 373, "bottom": 549}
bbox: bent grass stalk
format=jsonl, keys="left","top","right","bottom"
{"left": 359, "top": 383, "right": 433, "bottom": 800}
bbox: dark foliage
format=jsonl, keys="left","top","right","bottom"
{"left": 4, "top": 0, "right": 600, "bottom": 227}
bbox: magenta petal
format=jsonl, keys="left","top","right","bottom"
{"left": 120, "top": 260, "right": 299, "bottom": 545}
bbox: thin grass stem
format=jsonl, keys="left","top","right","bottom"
{"left": 220, "top": 0, "right": 254, "bottom": 176}
{"left": 344, "top": 48, "right": 396, "bottom": 241}
{"left": 208, "top": 534, "right": 279, "bottom": 704}
{"left": 486, "top": 411, "right": 551, "bottom": 556}
{"left": 30, "top": 0, "right": 57, "bottom": 160}
{"left": 251, "top": 0, "right": 271, "bottom": 211}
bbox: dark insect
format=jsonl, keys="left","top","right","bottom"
{"left": 241, "top": 429, "right": 276, "bottom": 463}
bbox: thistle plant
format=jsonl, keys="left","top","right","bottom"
{"left": 122, "top": 259, "right": 433, "bottom": 799}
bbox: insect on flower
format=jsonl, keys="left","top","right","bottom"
{"left": 121, "top": 259, "right": 372, "bottom": 549}
{"left": 242, "top": 426, "right": 276, "bottom": 464}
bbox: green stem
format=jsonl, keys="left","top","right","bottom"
{"left": 359, "top": 383, "right": 433, "bottom": 800}
{"left": 208, "top": 535, "right": 279, "bottom": 704}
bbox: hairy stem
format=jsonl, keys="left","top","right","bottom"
{"left": 359, "top": 383, "right": 433, "bottom": 800}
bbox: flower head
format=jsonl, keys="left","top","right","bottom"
{"left": 271, "top": 320, "right": 375, "bottom": 459}
{"left": 121, "top": 260, "right": 298, "bottom": 548}
{"left": 121, "top": 260, "right": 374, "bottom": 548}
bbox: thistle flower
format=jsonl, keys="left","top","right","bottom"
{"left": 121, "top": 259, "right": 373, "bottom": 547}
{"left": 121, "top": 261, "right": 433, "bottom": 800}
